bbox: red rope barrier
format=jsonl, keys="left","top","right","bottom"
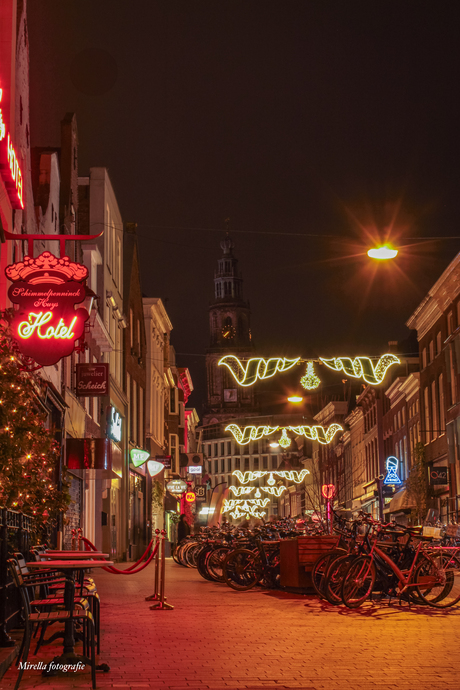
{"left": 81, "top": 536, "right": 159, "bottom": 574}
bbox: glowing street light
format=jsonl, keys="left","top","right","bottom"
{"left": 269, "top": 441, "right": 280, "bottom": 448}
{"left": 287, "top": 396, "right": 303, "bottom": 403}
{"left": 367, "top": 245, "right": 398, "bottom": 260}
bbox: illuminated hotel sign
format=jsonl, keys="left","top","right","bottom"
{"left": 5, "top": 251, "right": 89, "bottom": 366}
{"left": 0, "top": 86, "right": 24, "bottom": 209}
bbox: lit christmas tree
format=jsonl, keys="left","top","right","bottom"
{"left": 0, "top": 316, "right": 70, "bottom": 536}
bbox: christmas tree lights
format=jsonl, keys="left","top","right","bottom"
{"left": 320, "top": 354, "right": 400, "bottom": 385}
{"left": 300, "top": 361, "right": 321, "bottom": 390}
{"left": 218, "top": 355, "right": 299, "bottom": 386}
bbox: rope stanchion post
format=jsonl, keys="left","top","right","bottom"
{"left": 77, "top": 528, "right": 83, "bottom": 550}
{"left": 145, "top": 529, "right": 161, "bottom": 601}
{"left": 150, "top": 530, "right": 174, "bottom": 610}
{"left": 71, "top": 529, "right": 76, "bottom": 551}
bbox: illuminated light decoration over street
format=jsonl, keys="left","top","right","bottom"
{"left": 287, "top": 395, "right": 303, "bottom": 403}
{"left": 320, "top": 354, "right": 400, "bottom": 385}
{"left": 232, "top": 470, "right": 310, "bottom": 485}
{"left": 218, "top": 355, "right": 299, "bottom": 386}
{"left": 226, "top": 423, "right": 343, "bottom": 446}
{"left": 224, "top": 469, "right": 309, "bottom": 520}
{"left": 300, "top": 361, "right": 321, "bottom": 390}
{"left": 367, "top": 245, "right": 398, "bottom": 260}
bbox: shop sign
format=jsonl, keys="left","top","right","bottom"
{"left": 383, "top": 456, "right": 402, "bottom": 485}
{"left": 76, "top": 363, "right": 109, "bottom": 397}
{"left": 5, "top": 251, "right": 89, "bottom": 366}
{"left": 188, "top": 466, "right": 202, "bottom": 474}
{"left": 156, "top": 455, "right": 171, "bottom": 469}
{"left": 147, "top": 460, "right": 164, "bottom": 477}
{"left": 130, "top": 448, "right": 150, "bottom": 468}
{"left": 0, "top": 84, "right": 24, "bottom": 209}
{"left": 166, "top": 479, "right": 187, "bottom": 494}
{"left": 429, "top": 467, "right": 448, "bottom": 485}
{"left": 185, "top": 491, "right": 196, "bottom": 503}
{"left": 321, "top": 484, "right": 336, "bottom": 499}
{"left": 195, "top": 486, "right": 206, "bottom": 502}
{"left": 107, "top": 406, "right": 122, "bottom": 442}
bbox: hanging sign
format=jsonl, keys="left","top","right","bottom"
{"left": 107, "top": 406, "right": 122, "bottom": 442}
{"left": 321, "top": 484, "right": 336, "bottom": 500}
{"left": 156, "top": 455, "right": 172, "bottom": 469}
{"left": 147, "top": 460, "right": 164, "bottom": 477}
{"left": 76, "top": 363, "right": 109, "bottom": 397}
{"left": 166, "top": 479, "right": 187, "bottom": 494}
{"left": 185, "top": 491, "right": 196, "bottom": 503}
{"left": 0, "top": 84, "right": 24, "bottom": 209}
{"left": 429, "top": 467, "right": 448, "bottom": 486}
{"left": 383, "top": 456, "right": 402, "bottom": 485}
{"left": 5, "top": 251, "right": 89, "bottom": 366}
{"left": 130, "top": 448, "right": 150, "bottom": 468}
{"left": 188, "top": 466, "right": 202, "bottom": 474}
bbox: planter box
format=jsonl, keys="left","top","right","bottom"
{"left": 297, "top": 535, "right": 338, "bottom": 567}
{"left": 280, "top": 538, "right": 311, "bottom": 589}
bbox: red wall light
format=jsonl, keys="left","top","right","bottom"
{"left": 321, "top": 484, "right": 336, "bottom": 500}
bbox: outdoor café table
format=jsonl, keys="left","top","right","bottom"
{"left": 25, "top": 560, "right": 113, "bottom": 675}
{"left": 43, "top": 551, "right": 110, "bottom": 559}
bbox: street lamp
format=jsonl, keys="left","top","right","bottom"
{"left": 367, "top": 245, "right": 398, "bottom": 260}
{"left": 287, "top": 395, "right": 303, "bottom": 403}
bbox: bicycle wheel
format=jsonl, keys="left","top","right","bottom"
{"left": 341, "top": 556, "right": 376, "bottom": 608}
{"left": 324, "top": 554, "right": 356, "bottom": 605}
{"left": 207, "top": 547, "right": 232, "bottom": 582}
{"left": 415, "top": 555, "right": 460, "bottom": 608}
{"left": 311, "top": 549, "right": 346, "bottom": 599}
{"left": 223, "top": 548, "right": 262, "bottom": 591}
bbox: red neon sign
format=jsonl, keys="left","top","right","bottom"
{"left": 5, "top": 251, "right": 89, "bottom": 366}
{"left": 321, "top": 484, "right": 336, "bottom": 500}
{"left": 0, "top": 87, "right": 24, "bottom": 209}
{"left": 185, "top": 491, "right": 196, "bottom": 503}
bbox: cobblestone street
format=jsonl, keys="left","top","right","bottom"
{"left": 2, "top": 559, "right": 460, "bottom": 690}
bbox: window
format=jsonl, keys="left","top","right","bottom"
{"left": 424, "top": 387, "right": 430, "bottom": 444}
{"left": 227, "top": 441, "right": 232, "bottom": 455}
{"left": 422, "top": 348, "right": 427, "bottom": 369}
{"left": 234, "top": 458, "right": 240, "bottom": 470}
{"left": 132, "top": 379, "right": 137, "bottom": 444}
{"left": 227, "top": 475, "right": 232, "bottom": 487}
{"left": 220, "top": 442, "right": 225, "bottom": 456}
{"left": 227, "top": 458, "right": 232, "bottom": 472}
{"left": 129, "top": 309, "right": 134, "bottom": 348}
{"left": 208, "top": 461, "right": 212, "bottom": 474}
{"left": 436, "top": 331, "right": 442, "bottom": 356}
{"left": 429, "top": 340, "right": 434, "bottom": 363}
{"left": 394, "top": 414, "right": 398, "bottom": 431}
{"left": 170, "top": 434, "right": 178, "bottom": 473}
{"left": 431, "top": 380, "right": 438, "bottom": 441}
{"left": 139, "top": 387, "right": 144, "bottom": 447}
{"left": 448, "top": 346, "right": 457, "bottom": 406}
{"left": 214, "top": 443, "right": 218, "bottom": 457}
{"left": 214, "top": 460, "right": 218, "bottom": 474}
{"left": 402, "top": 407, "right": 405, "bottom": 426}
{"left": 207, "top": 444, "right": 211, "bottom": 458}
{"left": 252, "top": 440, "right": 259, "bottom": 455}
{"left": 253, "top": 457, "right": 259, "bottom": 470}
{"left": 439, "top": 374, "right": 445, "bottom": 435}
{"left": 221, "top": 458, "right": 225, "bottom": 473}
{"left": 170, "top": 387, "right": 177, "bottom": 414}
{"left": 262, "top": 455, "right": 268, "bottom": 469}
{"left": 447, "top": 311, "right": 454, "bottom": 335}
{"left": 271, "top": 455, "right": 277, "bottom": 469}
{"left": 244, "top": 457, "right": 249, "bottom": 470}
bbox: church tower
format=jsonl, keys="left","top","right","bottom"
{"left": 203, "top": 234, "right": 257, "bottom": 424}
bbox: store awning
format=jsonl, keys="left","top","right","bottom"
{"left": 386, "top": 488, "right": 415, "bottom": 514}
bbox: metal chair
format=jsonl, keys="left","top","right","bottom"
{"left": 7, "top": 560, "right": 96, "bottom": 690}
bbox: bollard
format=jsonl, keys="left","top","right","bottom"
{"left": 77, "top": 528, "right": 83, "bottom": 550}
{"left": 145, "top": 529, "right": 161, "bottom": 601}
{"left": 150, "top": 530, "right": 174, "bottom": 610}
{"left": 71, "top": 529, "right": 76, "bottom": 551}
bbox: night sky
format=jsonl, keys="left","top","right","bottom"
{"left": 28, "top": 1, "right": 460, "bottom": 412}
